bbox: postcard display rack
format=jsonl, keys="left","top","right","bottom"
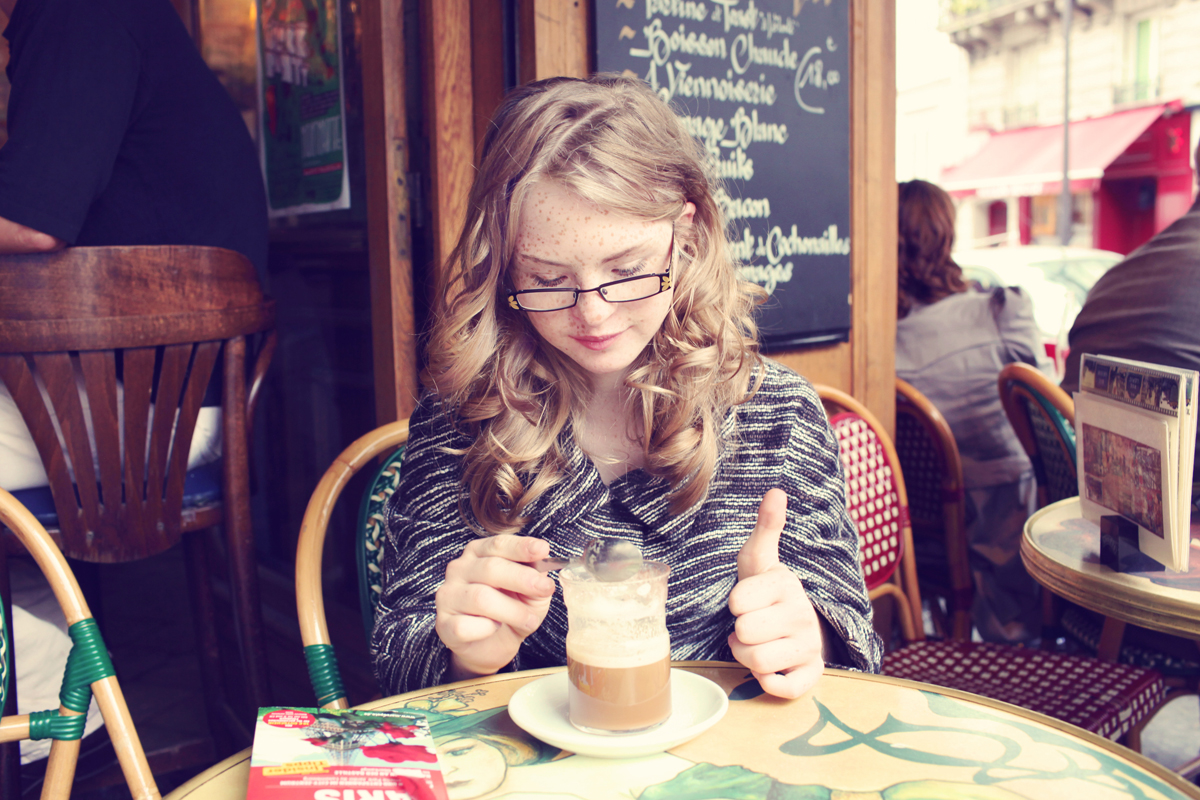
{"left": 1074, "top": 354, "right": 1199, "bottom": 572}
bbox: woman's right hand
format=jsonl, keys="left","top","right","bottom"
{"left": 435, "top": 535, "right": 557, "bottom": 681}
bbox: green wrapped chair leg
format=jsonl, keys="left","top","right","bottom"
{"left": 296, "top": 418, "right": 409, "bottom": 710}
{"left": 0, "top": 488, "right": 159, "bottom": 799}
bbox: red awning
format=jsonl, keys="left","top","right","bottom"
{"left": 941, "top": 104, "right": 1169, "bottom": 199}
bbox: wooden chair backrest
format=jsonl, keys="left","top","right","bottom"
{"left": 0, "top": 489, "right": 159, "bottom": 799}
{"left": 814, "top": 385, "right": 924, "bottom": 645}
{"left": 0, "top": 246, "right": 275, "bottom": 562}
{"left": 997, "top": 362, "right": 1077, "bottom": 508}
{"left": 296, "top": 419, "right": 409, "bottom": 710}
{"left": 894, "top": 378, "right": 972, "bottom": 641}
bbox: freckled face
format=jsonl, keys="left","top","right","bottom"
{"left": 511, "top": 180, "right": 693, "bottom": 390}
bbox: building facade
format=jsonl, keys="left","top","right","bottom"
{"left": 930, "top": 0, "right": 1200, "bottom": 252}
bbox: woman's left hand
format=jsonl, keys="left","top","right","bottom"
{"left": 727, "top": 488, "right": 826, "bottom": 699}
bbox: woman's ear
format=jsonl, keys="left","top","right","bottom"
{"left": 677, "top": 201, "right": 697, "bottom": 227}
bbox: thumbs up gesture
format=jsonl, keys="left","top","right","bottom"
{"left": 727, "top": 488, "right": 826, "bottom": 699}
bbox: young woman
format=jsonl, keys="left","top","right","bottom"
{"left": 371, "top": 75, "right": 880, "bottom": 699}
{"left": 894, "top": 179, "right": 1053, "bottom": 644}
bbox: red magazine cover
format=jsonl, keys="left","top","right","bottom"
{"left": 247, "top": 707, "right": 448, "bottom": 800}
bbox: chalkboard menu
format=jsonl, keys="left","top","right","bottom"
{"left": 595, "top": 0, "right": 851, "bottom": 350}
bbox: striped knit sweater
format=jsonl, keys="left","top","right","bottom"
{"left": 371, "top": 360, "right": 883, "bottom": 695}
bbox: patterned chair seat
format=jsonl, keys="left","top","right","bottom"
{"left": 883, "top": 640, "right": 1165, "bottom": 741}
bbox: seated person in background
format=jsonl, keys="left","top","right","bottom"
{"left": 0, "top": 0, "right": 268, "bottom": 484}
{"left": 0, "top": 0, "right": 267, "bottom": 270}
{"left": 0, "top": 0, "right": 269, "bottom": 486}
{"left": 371, "top": 74, "right": 882, "bottom": 699}
{"left": 894, "top": 179, "right": 1055, "bottom": 645}
{"left": 1061, "top": 140, "right": 1200, "bottom": 455}
{"left": 1058, "top": 143, "right": 1200, "bottom": 665}
{"left": 0, "top": 0, "right": 267, "bottom": 778}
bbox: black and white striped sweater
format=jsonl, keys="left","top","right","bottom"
{"left": 371, "top": 360, "right": 883, "bottom": 695}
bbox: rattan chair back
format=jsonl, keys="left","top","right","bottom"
{"left": 997, "top": 362, "right": 1077, "bottom": 508}
{"left": 0, "top": 489, "right": 159, "bottom": 799}
{"left": 296, "top": 419, "right": 409, "bottom": 710}
{"left": 894, "top": 378, "right": 972, "bottom": 641}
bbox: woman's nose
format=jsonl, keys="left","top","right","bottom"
{"left": 573, "top": 289, "right": 615, "bottom": 326}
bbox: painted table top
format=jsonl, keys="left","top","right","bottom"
{"left": 1022, "top": 497, "right": 1200, "bottom": 638}
{"left": 166, "top": 661, "right": 1199, "bottom": 800}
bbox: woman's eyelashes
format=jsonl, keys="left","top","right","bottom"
{"left": 523, "top": 259, "right": 650, "bottom": 289}
{"left": 529, "top": 273, "right": 567, "bottom": 288}
{"left": 613, "top": 259, "right": 650, "bottom": 278}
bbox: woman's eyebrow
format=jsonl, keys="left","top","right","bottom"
{"left": 516, "top": 240, "right": 657, "bottom": 268}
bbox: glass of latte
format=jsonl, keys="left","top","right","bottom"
{"left": 559, "top": 561, "right": 671, "bottom": 735}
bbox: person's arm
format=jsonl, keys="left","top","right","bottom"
{"left": 0, "top": 2, "right": 139, "bottom": 247}
{"left": 369, "top": 400, "right": 554, "bottom": 694}
{"left": 775, "top": 381, "right": 883, "bottom": 672}
{"left": 725, "top": 378, "right": 883, "bottom": 698}
{"left": 0, "top": 215, "right": 66, "bottom": 253}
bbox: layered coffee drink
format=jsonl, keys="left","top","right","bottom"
{"left": 560, "top": 561, "right": 671, "bottom": 734}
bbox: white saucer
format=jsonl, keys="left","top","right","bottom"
{"left": 507, "top": 669, "right": 728, "bottom": 759}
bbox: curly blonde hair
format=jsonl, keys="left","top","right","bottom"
{"left": 425, "top": 74, "right": 765, "bottom": 534}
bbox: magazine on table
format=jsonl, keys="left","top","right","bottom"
{"left": 1074, "top": 353, "right": 1198, "bottom": 571}
{"left": 246, "top": 706, "right": 448, "bottom": 800}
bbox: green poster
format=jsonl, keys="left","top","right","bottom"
{"left": 256, "top": 0, "right": 350, "bottom": 215}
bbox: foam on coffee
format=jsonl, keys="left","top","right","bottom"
{"left": 565, "top": 632, "right": 670, "bottom": 669}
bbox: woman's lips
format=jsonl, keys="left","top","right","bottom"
{"left": 572, "top": 331, "right": 623, "bottom": 351}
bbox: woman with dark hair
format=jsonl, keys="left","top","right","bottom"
{"left": 895, "top": 179, "right": 1053, "bottom": 645}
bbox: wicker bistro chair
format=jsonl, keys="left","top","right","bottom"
{"left": 0, "top": 246, "right": 277, "bottom": 751}
{"left": 813, "top": 384, "right": 1167, "bottom": 750}
{"left": 997, "top": 362, "right": 1077, "bottom": 509}
{"left": 894, "top": 378, "right": 972, "bottom": 641}
{"left": 297, "top": 419, "right": 409, "bottom": 710}
{"left": 0, "top": 489, "right": 159, "bottom": 800}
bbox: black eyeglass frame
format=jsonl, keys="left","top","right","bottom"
{"left": 506, "top": 230, "right": 676, "bottom": 313}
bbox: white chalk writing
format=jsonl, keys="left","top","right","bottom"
{"left": 794, "top": 44, "right": 840, "bottom": 115}
{"left": 723, "top": 107, "right": 788, "bottom": 149}
{"left": 646, "top": 0, "right": 707, "bottom": 21}
{"left": 711, "top": 0, "right": 761, "bottom": 33}
{"left": 731, "top": 33, "right": 799, "bottom": 73}
{"left": 716, "top": 189, "right": 771, "bottom": 220}
{"left": 757, "top": 224, "right": 851, "bottom": 262}
{"left": 655, "top": 61, "right": 776, "bottom": 106}
{"left": 738, "top": 262, "right": 793, "bottom": 295}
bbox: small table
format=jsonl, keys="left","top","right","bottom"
{"left": 166, "top": 661, "right": 1199, "bottom": 800}
{"left": 1021, "top": 497, "right": 1200, "bottom": 658}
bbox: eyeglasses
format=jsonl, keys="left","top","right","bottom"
{"left": 506, "top": 232, "right": 675, "bottom": 313}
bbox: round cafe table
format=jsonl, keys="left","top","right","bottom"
{"left": 1021, "top": 497, "right": 1200, "bottom": 659}
{"left": 166, "top": 661, "right": 1199, "bottom": 800}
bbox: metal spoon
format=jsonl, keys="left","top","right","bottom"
{"left": 535, "top": 537, "right": 644, "bottom": 582}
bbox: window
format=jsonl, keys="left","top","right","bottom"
{"left": 1120, "top": 16, "right": 1160, "bottom": 104}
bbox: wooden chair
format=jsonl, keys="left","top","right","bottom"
{"left": 894, "top": 378, "right": 972, "bottom": 641}
{"left": 814, "top": 384, "right": 1167, "bottom": 751}
{"left": 0, "top": 246, "right": 277, "bottom": 757}
{"left": 0, "top": 488, "right": 159, "bottom": 800}
{"left": 997, "top": 362, "right": 1077, "bottom": 509}
{"left": 296, "top": 419, "right": 409, "bottom": 710}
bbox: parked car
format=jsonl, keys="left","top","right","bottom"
{"left": 952, "top": 245, "right": 1124, "bottom": 380}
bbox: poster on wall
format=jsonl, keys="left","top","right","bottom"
{"left": 256, "top": 0, "right": 350, "bottom": 216}
{"left": 595, "top": 0, "right": 851, "bottom": 350}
